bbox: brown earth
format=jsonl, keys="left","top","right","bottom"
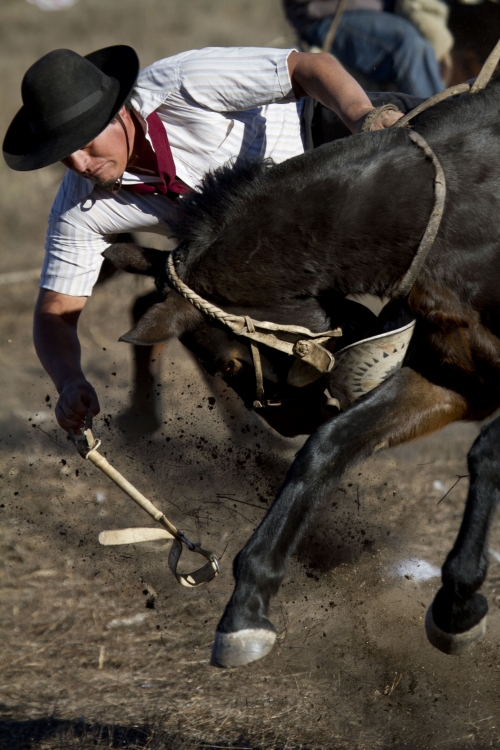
{"left": 2, "top": 2, "right": 500, "bottom": 748}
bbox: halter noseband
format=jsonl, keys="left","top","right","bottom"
{"left": 166, "top": 253, "right": 342, "bottom": 408}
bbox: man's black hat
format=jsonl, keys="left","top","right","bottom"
{"left": 3, "top": 45, "right": 140, "bottom": 171}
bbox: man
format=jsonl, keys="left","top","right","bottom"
{"left": 3, "top": 44, "right": 405, "bottom": 434}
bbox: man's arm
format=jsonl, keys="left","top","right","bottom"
{"left": 287, "top": 51, "right": 403, "bottom": 133}
{"left": 34, "top": 289, "right": 100, "bottom": 432}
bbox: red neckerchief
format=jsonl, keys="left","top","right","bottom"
{"left": 124, "top": 111, "right": 190, "bottom": 199}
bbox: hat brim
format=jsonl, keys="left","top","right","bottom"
{"left": 3, "top": 45, "right": 139, "bottom": 171}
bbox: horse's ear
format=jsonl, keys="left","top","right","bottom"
{"left": 103, "top": 243, "right": 167, "bottom": 277}
{"left": 119, "top": 292, "right": 202, "bottom": 346}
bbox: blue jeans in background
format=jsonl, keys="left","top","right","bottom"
{"left": 304, "top": 11, "right": 445, "bottom": 98}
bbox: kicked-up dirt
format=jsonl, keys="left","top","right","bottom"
{"left": 2, "top": 1, "right": 500, "bottom": 749}
{"left": 3, "top": 269, "right": 500, "bottom": 750}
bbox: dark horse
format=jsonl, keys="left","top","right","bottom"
{"left": 105, "top": 78, "right": 500, "bottom": 668}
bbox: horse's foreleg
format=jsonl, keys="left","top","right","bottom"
{"left": 118, "top": 291, "right": 164, "bottom": 433}
{"left": 211, "top": 368, "right": 468, "bottom": 668}
{"left": 426, "top": 415, "right": 500, "bottom": 654}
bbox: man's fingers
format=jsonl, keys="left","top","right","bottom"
{"left": 65, "top": 385, "right": 99, "bottom": 414}
{"left": 55, "top": 381, "right": 100, "bottom": 432}
{"left": 55, "top": 405, "right": 85, "bottom": 432}
{"left": 384, "top": 111, "right": 404, "bottom": 127}
{"left": 56, "top": 398, "right": 85, "bottom": 422}
{"left": 354, "top": 107, "right": 404, "bottom": 134}
{"left": 86, "top": 390, "right": 100, "bottom": 417}
{"left": 60, "top": 393, "right": 88, "bottom": 420}
{"left": 62, "top": 401, "right": 88, "bottom": 421}
{"left": 59, "top": 402, "right": 86, "bottom": 422}
{"left": 372, "top": 110, "right": 404, "bottom": 130}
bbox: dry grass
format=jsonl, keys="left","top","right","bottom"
{"left": 2, "top": 210, "right": 500, "bottom": 750}
{"left": 3, "top": 3, "right": 500, "bottom": 749}
{"left": 2, "top": 406, "right": 500, "bottom": 750}
{"left": 0, "top": 716, "right": 186, "bottom": 750}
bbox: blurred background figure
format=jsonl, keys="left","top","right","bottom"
{"left": 282, "top": 0, "right": 452, "bottom": 95}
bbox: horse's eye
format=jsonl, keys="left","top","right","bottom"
{"left": 220, "top": 361, "right": 234, "bottom": 375}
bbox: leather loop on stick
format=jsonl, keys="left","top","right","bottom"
{"left": 168, "top": 538, "right": 220, "bottom": 588}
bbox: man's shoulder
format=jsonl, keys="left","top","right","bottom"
{"left": 132, "top": 47, "right": 287, "bottom": 117}
{"left": 137, "top": 48, "right": 194, "bottom": 85}
{"left": 137, "top": 46, "right": 294, "bottom": 87}
{"left": 132, "top": 49, "right": 200, "bottom": 113}
{"left": 133, "top": 46, "right": 295, "bottom": 116}
{"left": 136, "top": 47, "right": 230, "bottom": 90}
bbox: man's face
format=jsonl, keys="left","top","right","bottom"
{"left": 61, "top": 108, "right": 129, "bottom": 189}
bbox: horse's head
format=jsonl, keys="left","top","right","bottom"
{"left": 104, "top": 242, "right": 284, "bottom": 375}
{"left": 104, "top": 242, "right": 374, "bottom": 435}
{"left": 104, "top": 150, "right": 410, "bottom": 434}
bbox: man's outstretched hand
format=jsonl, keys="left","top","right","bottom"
{"left": 55, "top": 379, "right": 100, "bottom": 432}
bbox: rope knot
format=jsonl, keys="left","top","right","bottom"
{"left": 293, "top": 340, "right": 311, "bottom": 358}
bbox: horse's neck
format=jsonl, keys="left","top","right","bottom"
{"left": 189, "top": 131, "right": 435, "bottom": 305}
{"left": 317, "top": 144, "right": 435, "bottom": 299}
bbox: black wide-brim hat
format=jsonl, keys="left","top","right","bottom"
{"left": 3, "top": 45, "right": 139, "bottom": 171}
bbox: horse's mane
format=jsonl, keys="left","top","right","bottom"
{"left": 170, "top": 158, "right": 270, "bottom": 259}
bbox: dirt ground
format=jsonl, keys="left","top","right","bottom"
{"left": 2, "top": 1, "right": 500, "bottom": 749}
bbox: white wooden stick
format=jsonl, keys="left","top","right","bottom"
{"left": 86, "top": 448, "right": 179, "bottom": 538}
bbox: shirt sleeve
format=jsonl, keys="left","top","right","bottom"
{"left": 142, "top": 47, "right": 298, "bottom": 114}
{"left": 41, "top": 171, "right": 179, "bottom": 297}
{"left": 41, "top": 171, "right": 110, "bottom": 297}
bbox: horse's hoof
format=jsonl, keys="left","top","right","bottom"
{"left": 425, "top": 606, "right": 487, "bottom": 655}
{"left": 210, "top": 628, "right": 276, "bottom": 668}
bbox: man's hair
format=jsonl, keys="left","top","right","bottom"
{"left": 123, "top": 93, "right": 135, "bottom": 113}
{"left": 111, "top": 94, "right": 136, "bottom": 125}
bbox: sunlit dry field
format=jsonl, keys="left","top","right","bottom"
{"left": 2, "top": 1, "right": 500, "bottom": 748}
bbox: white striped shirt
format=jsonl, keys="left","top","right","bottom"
{"left": 41, "top": 46, "right": 306, "bottom": 297}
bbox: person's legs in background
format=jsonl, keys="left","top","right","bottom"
{"left": 304, "top": 10, "right": 445, "bottom": 98}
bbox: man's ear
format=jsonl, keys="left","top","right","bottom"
{"left": 119, "top": 291, "right": 203, "bottom": 345}
{"left": 103, "top": 243, "right": 168, "bottom": 276}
